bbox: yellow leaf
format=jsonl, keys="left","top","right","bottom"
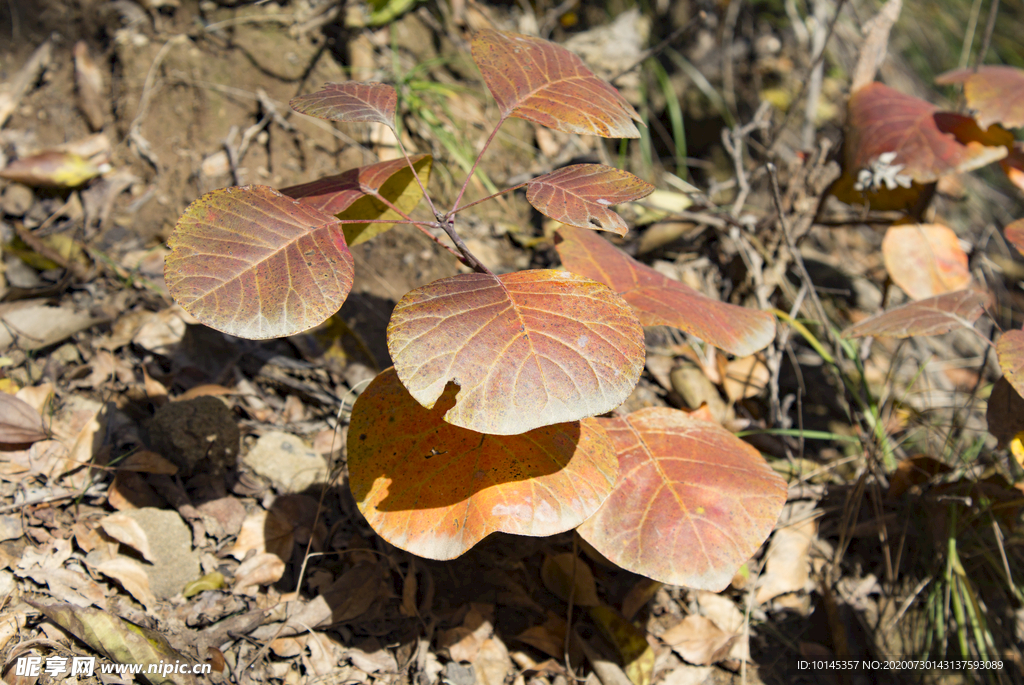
{"left": 340, "top": 155, "right": 432, "bottom": 246}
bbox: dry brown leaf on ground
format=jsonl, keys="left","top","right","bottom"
{"left": 754, "top": 516, "right": 817, "bottom": 605}
{"left": 881, "top": 224, "right": 971, "bottom": 300}
{"left": 0, "top": 301, "right": 100, "bottom": 351}
{"left": 99, "top": 512, "right": 155, "bottom": 562}
{"left": 347, "top": 638, "right": 398, "bottom": 674}
{"left": 230, "top": 508, "right": 295, "bottom": 561}
{"left": 95, "top": 556, "right": 158, "bottom": 610}
{"left": 472, "top": 636, "right": 513, "bottom": 685}
{"left": 722, "top": 355, "right": 770, "bottom": 402}
{"left": 233, "top": 552, "right": 286, "bottom": 594}
{"left": 541, "top": 553, "right": 600, "bottom": 606}
{"left": 0, "top": 393, "right": 47, "bottom": 444}
{"left": 440, "top": 603, "right": 494, "bottom": 662}
{"left": 660, "top": 615, "right": 737, "bottom": 666}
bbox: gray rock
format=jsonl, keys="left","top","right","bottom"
{"left": 121, "top": 507, "right": 199, "bottom": 599}
{"left": 243, "top": 431, "right": 328, "bottom": 493}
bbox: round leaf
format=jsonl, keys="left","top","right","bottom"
{"left": 846, "top": 83, "right": 1008, "bottom": 184}
{"left": 289, "top": 82, "right": 397, "bottom": 128}
{"left": 281, "top": 155, "right": 432, "bottom": 246}
{"left": 936, "top": 66, "right": 1024, "bottom": 130}
{"left": 165, "top": 185, "right": 354, "bottom": 339}
{"left": 348, "top": 368, "right": 618, "bottom": 560}
{"left": 576, "top": 407, "right": 788, "bottom": 591}
{"left": 526, "top": 165, "right": 654, "bottom": 236}
{"left": 1005, "top": 218, "right": 1024, "bottom": 257}
{"left": 843, "top": 289, "right": 989, "bottom": 339}
{"left": 997, "top": 329, "right": 1024, "bottom": 398}
{"left": 554, "top": 226, "right": 776, "bottom": 357}
{"left": 881, "top": 223, "right": 971, "bottom": 300}
{"left": 471, "top": 29, "right": 641, "bottom": 138}
{"left": 387, "top": 269, "right": 645, "bottom": 435}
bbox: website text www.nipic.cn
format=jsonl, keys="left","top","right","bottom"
{"left": 13, "top": 655, "right": 213, "bottom": 678}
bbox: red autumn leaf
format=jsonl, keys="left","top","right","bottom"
{"left": 936, "top": 65, "right": 1024, "bottom": 129}
{"left": 1006, "top": 218, "right": 1024, "bottom": 256}
{"left": 881, "top": 223, "right": 971, "bottom": 300}
{"left": 347, "top": 368, "right": 618, "bottom": 560}
{"left": 843, "top": 289, "right": 989, "bottom": 339}
{"left": 289, "top": 82, "right": 398, "bottom": 129}
{"left": 846, "top": 83, "right": 1007, "bottom": 185}
{"left": 997, "top": 329, "right": 1024, "bottom": 398}
{"left": 526, "top": 165, "right": 654, "bottom": 236}
{"left": 387, "top": 269, "right": 644, "bottom": 435}
{"left": 280, "top": 155, "right": 432, "bottom": 246}
{"left": 165, "top": 185, "right": 354, "bottom": 339}
{"left": 0, "top": 393, "right": 48, "bottom": 444}
{"left": 554, "top": 226, "right": 775, "bottom": 357}
{"left": 576, "top": 407, "right": 787, "bottom": 591}
{"left": 471, "top": 29, "right": 641, "bottom": 138}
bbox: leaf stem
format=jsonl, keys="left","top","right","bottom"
{"left": 438, "top": 216, "right": 495, "bottom": 276}
{"left": 357, "top": 194, "right": 472, "bottom": 268}
{"left": 394, "top": 134, "right": 441, "bottom": 220}
{"left": 452, "top": 181, "right": 529, "bottom": 215}
{"left": 450, "top": 117, "right": 506, "bottom": 216}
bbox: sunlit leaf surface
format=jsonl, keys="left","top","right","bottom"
{"left": 471, "top": 29, "right": 641, "bottom": 138}
{"left": 348, "top": 368, "right": 617, "bottom": 559}
{"left": 387, "top": 269, "right": 645, "bottom": 435}
{"left": 881, "top": 223, "right": 971, "bottom": 300}
{"left": 843, "top": 289, "right": 989, "bottom": 339}
{"left": 165, "top": 185, "right": 354, "bottom": 339}
{"left": 936, "top": 66, "right": 1024, "bottom": 129}
{"left": 997, "top": 329, "right": 1024, "bottom": 398}
{"left": 526, "top": 164, "right": 654, "bottom": 236}
{"left": 281, "top": 155, "right": 432, "bottom": 245}
{"left": 1005, "top": 218, "right": 1024, "bottom": 256}
{"left": 289, "top": 82, "right": 397, "bottom": 128}
{"left": 554, "top": 226, "right": 775, "bottom": 357}
{"left": 576, "top": 407, "right": 787, "bottom": 591}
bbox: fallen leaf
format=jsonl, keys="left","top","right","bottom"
{"left": 986, "top": 376, "right": 1024, "bottom": 448}
{"left": 0, "top": 393, "right": 47, "bottom": 444}
{"left": 472, "top": 637, "right": 513, "bottom": 685}
{"left": 588, "top": 604, "right": 655, "bottom": 685}
{"left": 95, "top": 556, "right": 158, "bottom": 609}
{"left": 117, "top": 450, "right": 178, "bottom": 475}
{"left": 0, "top": 300, "right": 100, "bottom": 351}
{"left": 881, "top": 224, "right": 971, "bottom": 300}
{"left": 722, "top": 355, "right": 770, "bottom": 401}
{"left": 0, "top": 151, "right": 103, "bottom": 187}
{"left": 347, "top": 638, "right": 398, "bottom": 674}
{"left": 234, "top": 552, "right": 286, "bottom": 593}
{"left": 73, "top": 40, "right": 106, "bottom": 131}
{"left": 31, "top": 602, "right": 199, "bottom": 684}
{"left": 1006, "top": 219, "right": 1024, "bottom": 256}
{"left": 754, "top": 517, "right": 816, "bottom": 605}
{"left": 230, "top": 509, "right": 295, "bottom": 561}
{"left": 660, "top": 615, "right": 737, "bottom": 666}
{"left": 887, "top": 455, "right": 952, "bottom": 499}
{"left": 99, "top": 512, "right": 155, "bottom": 562}
{"left": 997, "top": 329, "right": 1024, "bottom": 398}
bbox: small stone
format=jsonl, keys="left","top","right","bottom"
{"left": 147, "top": 396, "right": 240, "bottom": 477}
{"left": 1, "top": 183, "right": 34, "bottom": 216}
{"left": 121, "top": 508, "right": 200, "bottom": 599}
{"left": 0, "top": 515, "right": 23, "bottom": 542}
{"left": 243, "top": 431, "right": 328, "bottom": 493}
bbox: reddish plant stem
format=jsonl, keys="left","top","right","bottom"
{"left": 449, "top": 117, "right": 506, "bottom": 216}
{"left": 364, "top": 193, "right": 473, "bottom": 269}
{"left": 453, "top": 181, "right": 529, "bottom": 214}
{"left": 394, "top": 133, "right": 442, "bottom": 220}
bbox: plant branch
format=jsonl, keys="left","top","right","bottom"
{"left": 346, "top": 195, "right": 472, "bottom": 268}
{"left": 438, "top": 216, "right": 495, "bottom": 276}
{"left": 974, "top": 0, "right": 1000, "bottom": 68}
{"left": 450, "top": 118, "right": 506, "bottom": 215}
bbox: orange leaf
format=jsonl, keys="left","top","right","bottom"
{"left": 289, "top": 82, "right": 397, "bottom": 128}
{"left": 936, "top": 66, "right": 1024, "bottom": 130}
{"left": 387, "top": 269, "right": 644, "bottom": 435}
{"left": 843, "top": 289, "right": 989, "bottom": 338}
{"left": 471, "top": 29, "right": 641, "bottom": 138}
{"left": 347, "top": 368, "right": 618, "bottom": 560}
{"left": 165, "top": 185, "right": 354, "bottom": 339}
{"left": 997, "top": 329, "right": 1024, "bottom": 398}
{"left": 554, "top": 226, "right": 775, "bottom": 357}
{"left": 846, "top": 83, "right": 1007, "bottom": 185}
{"left": 576, "top": 407, "right": 787, "bottom": 591}
{"left": 526, "top": 165, "right": 653, "bottom": 236}
{"left": 1005, "top": 218, "right": 1024, "bottom": 256}
{"left": 881, "top": 223, "right": 971, "bottom": 300}
{"left": 1001, "top": 143, "right": 1024, "bottom": 195}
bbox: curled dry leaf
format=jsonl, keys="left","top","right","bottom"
{"left": 387, "top": 269, "right": 644, "bottom": 435}
{"left": 660, "top": 614, "right": 737, "bottom": 666}
{"left": 281, "top": 155, "right": 432, "bottom": 246}
{"left": 95, "top": 557, "right": 158, "bottom": 610}
{"left": 234, "top": 552, "right": 286, "bottom": 592}
{"left": 935, "top": 65, "right": 1024, "bottom": 129}
{"left": 754, "top": 517, "right": 816, "bottom": 605}
{"left": 881, "top": 223, "right": 971, "bottom": 300}
{"left": 99, "top": 512, "right": 155, "bottom": 563}
{"left": 997, "top": 329, "right": 1024, "bottom": 398}
{"left": 845, "top": 83, "right": 1008, "bottom": 185}
{"left": 525, "top": 165, "right": 654, "bottom": 236}
{"left": 289, "top": 82, "right": 398, "bottom": 128}
{"left": 843, "top": 289, "right": 989, "bottom": 338}
{"left": 1005, "top": 218, "right": 1024, "bottom": 256}
{"left": 0, "top": 393, "right": 47, "bottom": 444}
{"left": 0, "top": 151, "right": 103, "bottom": 187}
{"left": 555, "top": 226, "right": 776, "bottom": 357}
{"left": 471, "top": 29, "right": 641, "bottom": 138}
{"left": 165, "top": 185, "right": 354, "bottom": 339}
{"left": 576, "top": 407, "right": 788, "bottom": 591}
{"left": 347, "top": 368, "right": 618, "bottom": 560}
